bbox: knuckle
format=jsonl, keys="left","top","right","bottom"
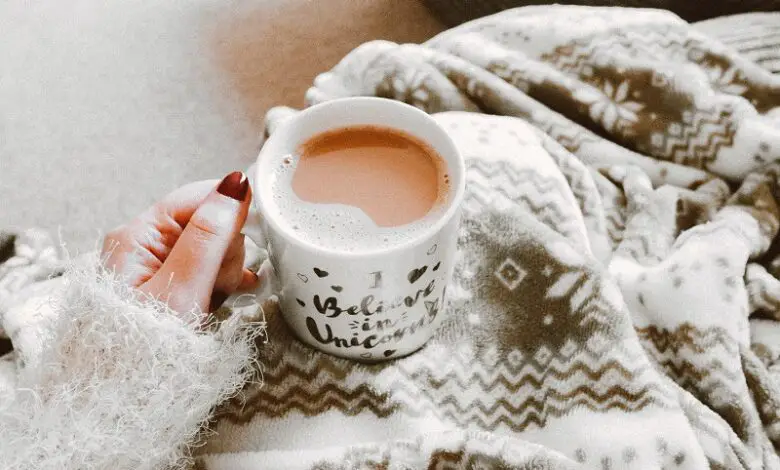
{"left": 102, "top": 226, "right": 130, "bottom": 252}
{"left": 187, "top": 203, "right": 234, "bottom": 242}
{"left": 187, "top": 214, "right": 222, "bottom": 241}
{"left": 144, "top": 204, "right": 168, "bottom": 226}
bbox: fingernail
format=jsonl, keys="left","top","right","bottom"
{"left": 217, "top": 171, "right": 249, "bottom": 201}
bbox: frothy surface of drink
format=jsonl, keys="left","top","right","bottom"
{"left": 265, "top": 125, "right": 450, "bottom": 253}
{"left": 293, "top": 126, "right": 445, "bottom": 227}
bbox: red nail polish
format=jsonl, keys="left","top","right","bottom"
{"left": 217, "top": 171, "right": 249, "bottom": 201}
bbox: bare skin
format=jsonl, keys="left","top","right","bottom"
{"left": 101, "top": 172, "right": 261, "bottom": 315}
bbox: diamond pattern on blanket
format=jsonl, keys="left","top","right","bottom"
{"left": 494, "top": 257, "right": 526, "bottom": 290}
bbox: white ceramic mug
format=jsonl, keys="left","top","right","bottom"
{"left": 243, "top": 97, "right": 464, "bottom": 361}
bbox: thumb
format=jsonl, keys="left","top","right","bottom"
{"left": 144, "top": 171, "right": 251, "bottom": 314}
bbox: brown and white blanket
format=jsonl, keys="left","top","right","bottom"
{"left": 5, "top": 6, "right": 780, "bottom": 469}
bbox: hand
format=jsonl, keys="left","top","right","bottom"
{"left": 101, "top": 171, "right": 260, "bottom": 315}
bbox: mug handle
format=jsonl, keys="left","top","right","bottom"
{"left": 240, "top": 163, "right": 276, "bottom": 300}
{"left": 241, "top": 163, "right": 266, "bottom": 248}
{"left": 241, "top": 204, "right": 267, "bottom": 251}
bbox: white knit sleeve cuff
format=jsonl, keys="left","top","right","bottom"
{"left": 0, "top": 254, "right": 260, "bottom": 470}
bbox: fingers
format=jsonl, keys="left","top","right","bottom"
{"left": 143, "top": 172, "right": 252, "bottom": 314}
{"left": 148, "top": 179, "right": 221, "bottom": 230}
{"left": 211, "top": 235, "right": 264, "bottom": 311}
{"left": 210, "top": 269, "right": 261, "bottom": 311}
{"left": 238, "top": 268, "right": 261, "bottom": 291}
{"left": 211, "top": 234, "right": 247, "bottom": 309}
{"left": 101, "top": 180, "right": 219, "bottom": 285}
{"left": 101, "top": 224, "right": 162, "bottom": 287}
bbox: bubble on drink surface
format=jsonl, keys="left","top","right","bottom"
{"left": 263, "top": 151, "right": 450, "bottom": 253}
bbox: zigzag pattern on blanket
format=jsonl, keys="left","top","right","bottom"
{"left": 215, "top": 343, "right": 398, "bottom": 423}
{"left": 639, "top": 316, "right": 780, "bottom": 452}
{"left": 218, "top": 344, "right": 667, "bottom": 431}
{"left": 643, "top": 105, "right": 737, "bottom": 169}
{"left": 530, "top": 110, "right": 599, "bottom": 154}
{"left": 464, "top": 159, "right": 585, "bottom": 244}
{"left": 538, "top": 136, "right": 605, "bottom": 223}
{"left": 395, "top": 357, "right": 666, "bottom": 432}
{"left": 638, "top": 324, "right": 746, "bottom": 411}
{"left": 637, "top": 324, "right": 737, "bottom": 356}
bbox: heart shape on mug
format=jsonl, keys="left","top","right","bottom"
{"left": 407, "top": 266, "right": 427, "bottom": 284}
{"left": 314, "top": 267, "right": 329, "bottom": 278}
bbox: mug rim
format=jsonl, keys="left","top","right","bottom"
{"left": 253, "top": 97, "right": 465, "bottom": 259}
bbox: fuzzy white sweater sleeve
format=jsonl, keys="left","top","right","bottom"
{"left": 0, "top": 255, "right": 260, "bottom": 470}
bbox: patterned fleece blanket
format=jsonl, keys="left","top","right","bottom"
{"left": 5, "top": 6, "right": 780, "bottom": 469}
